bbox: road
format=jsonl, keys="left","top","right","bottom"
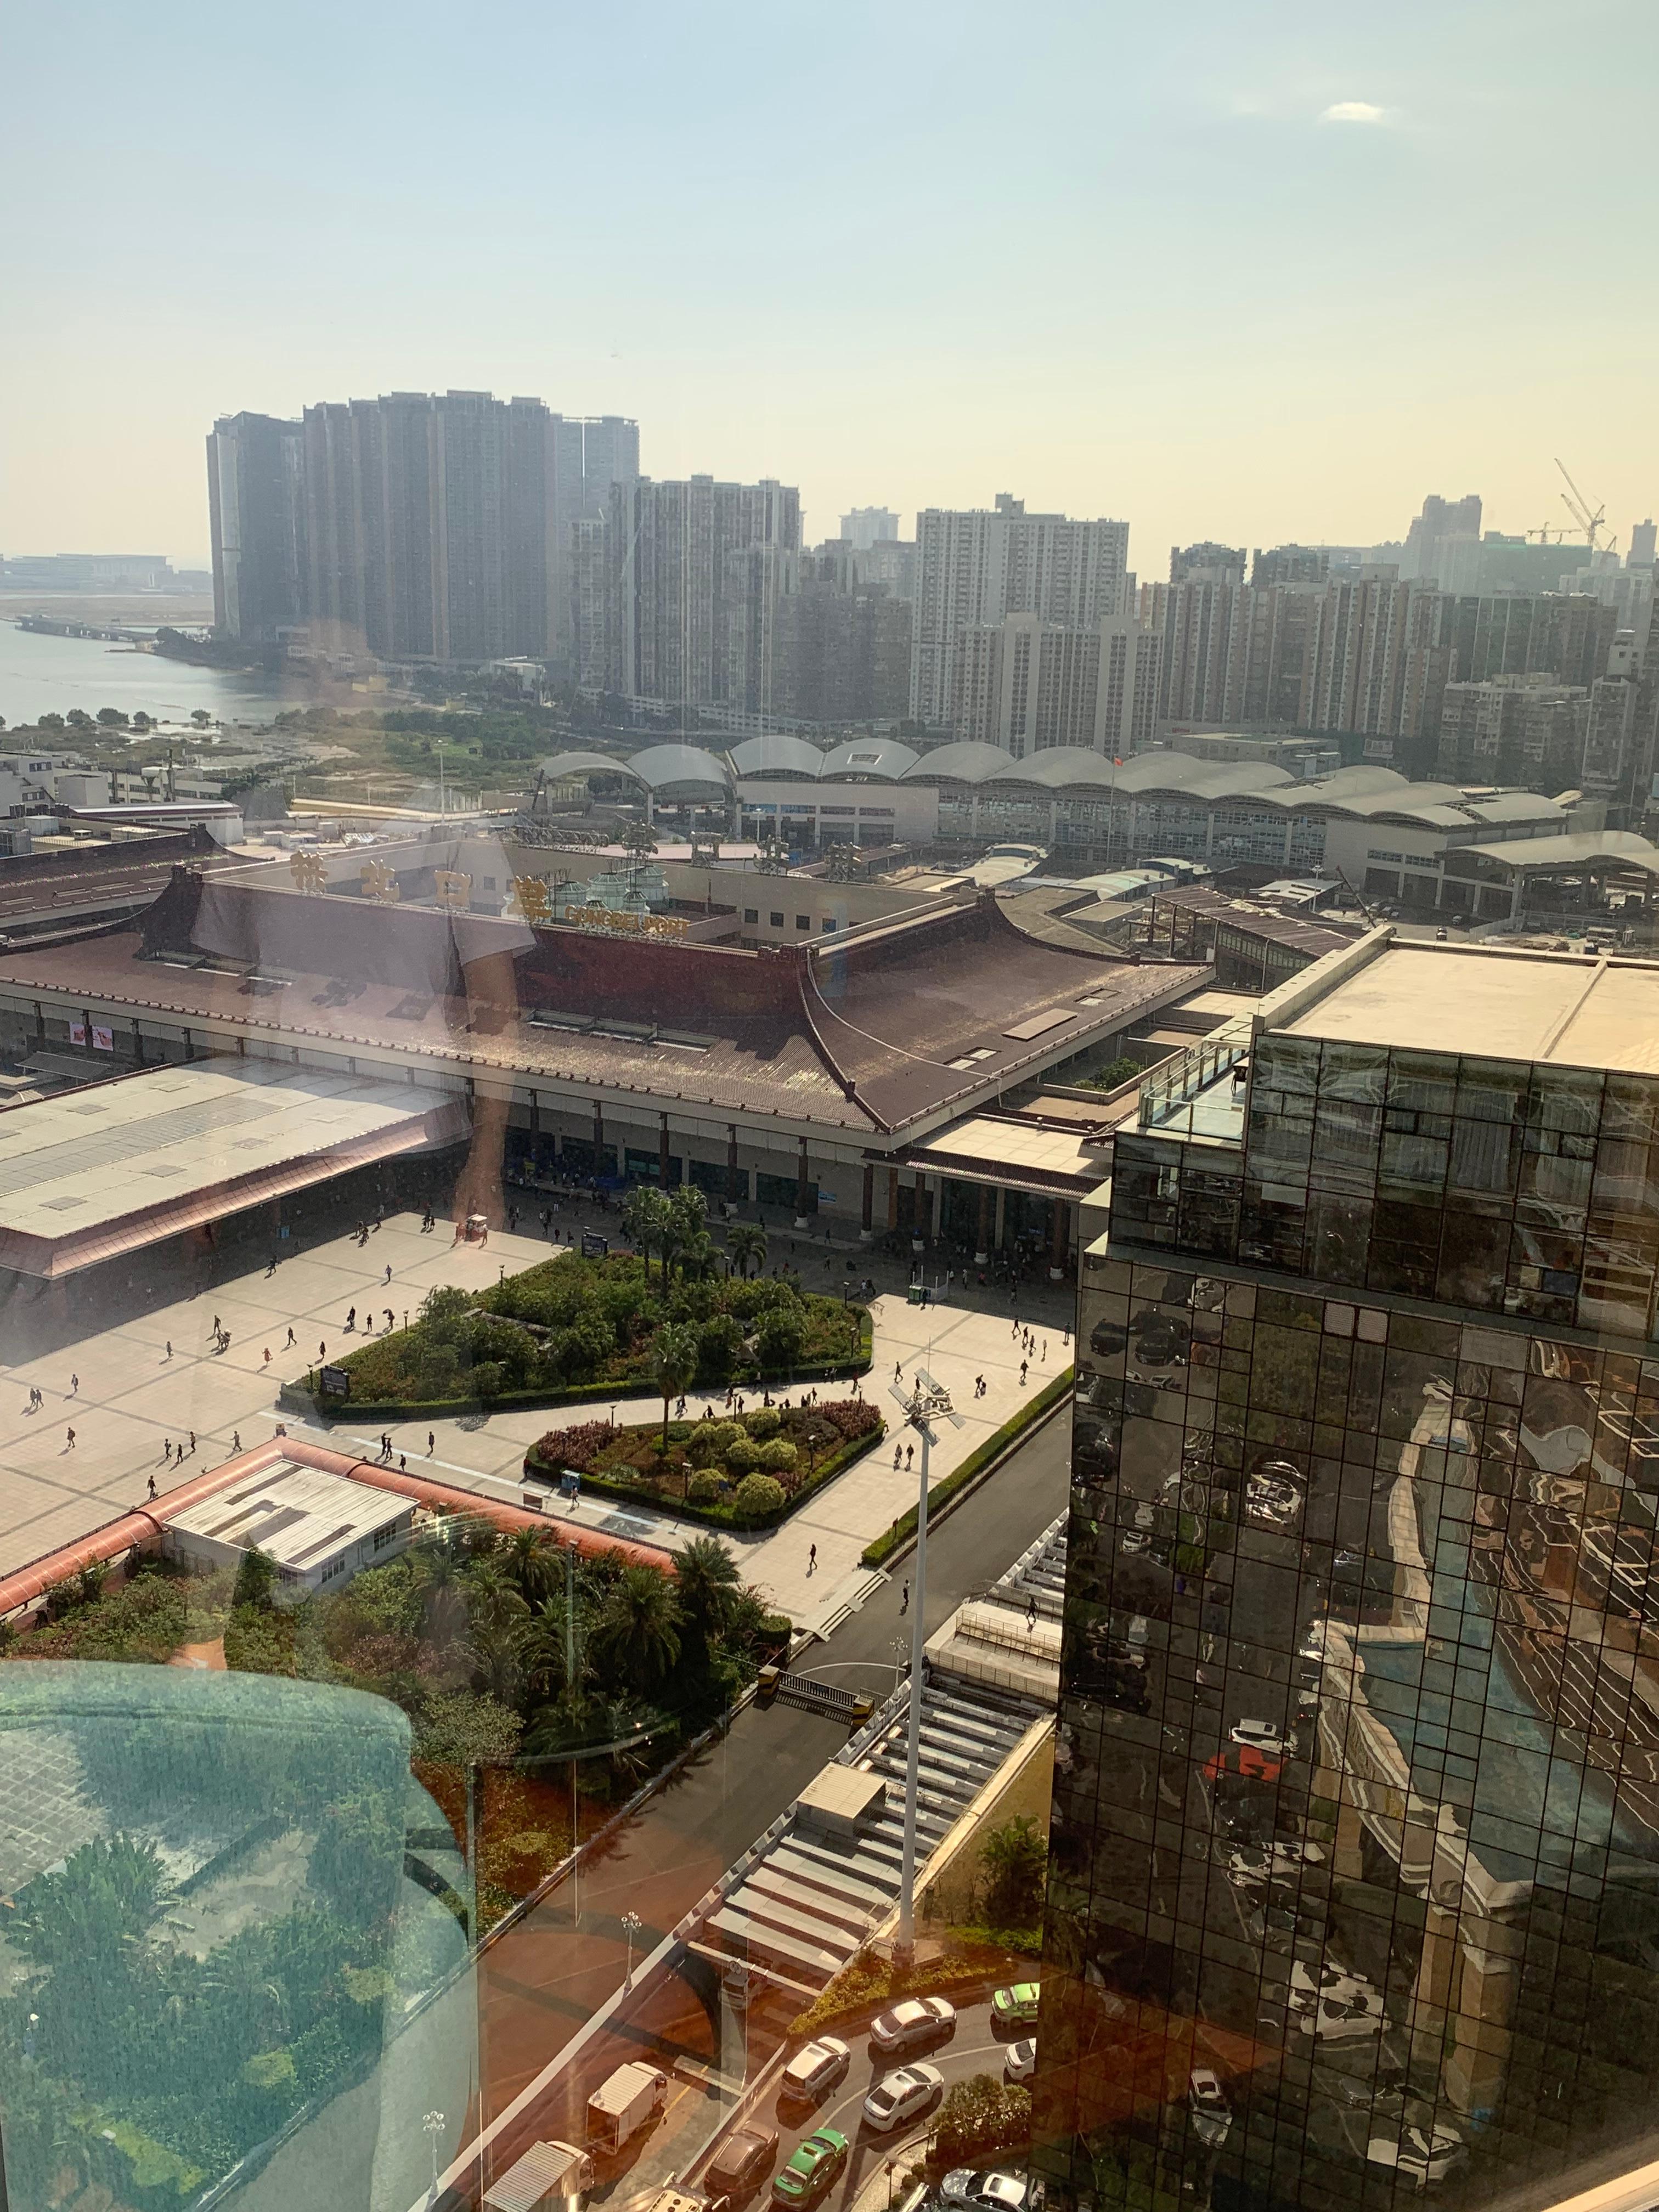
{"left": 676, "top": 1993, "right": 1027, "bottom": 2212}
{"left": 471, "top": 1409, "right": 1070, "bottom": 2132}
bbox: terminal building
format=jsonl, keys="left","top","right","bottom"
{"left": 537, "top": 742, "right": 1659, "bottom": 918}
{"left": 1037, "top": 932, "right": 1659, "bottom": 2212}
{"left": 0, "top": 839, "right": 1215, "bottom": 1299}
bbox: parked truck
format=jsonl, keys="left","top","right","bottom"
{"left": 482, "top": 2138, "right": 595, "bottom": 2211}
{"left": 588, "top": 2062, "right": 669, "bottom": 2154}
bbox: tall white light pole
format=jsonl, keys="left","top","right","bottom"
{"left": 895, "top": 1375, "right": 951, "bottom": 1960}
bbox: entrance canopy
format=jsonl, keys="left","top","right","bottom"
{"left": 0, "top": 1058, "right": 466, "bottom": 1277}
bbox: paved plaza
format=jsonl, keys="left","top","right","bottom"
{"left": 0, "top": 1209, "right": 1073, "bottom": 1627}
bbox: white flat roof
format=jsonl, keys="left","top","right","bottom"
{"left": 0, "top": 1058, "right": 458, "bottom": 1242}
{"left": 1279, "top": 944, "right": 1659, "bottom": 1074}
{"left": 168, "top": 1460, "right": 408, "bottom": 1572}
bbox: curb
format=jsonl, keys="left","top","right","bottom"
{"left": 865, "top": 1389, "right": 1073, "bottom": 1577}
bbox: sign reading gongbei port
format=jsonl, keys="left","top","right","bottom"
{"left": 563, "top": 905, "right": 690, "bottom": 943}
{"left": 318, "top": 1364, "right": 351, "bottom": 1400}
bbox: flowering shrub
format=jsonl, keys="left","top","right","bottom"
{"left": 530, "top": 1419, "right": 617, "bottom": 1472}
{"left": 817, "top": 1398, "right": 883, "bottom": 1441}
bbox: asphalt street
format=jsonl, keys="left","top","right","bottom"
{"left": 472, "top": 1409, "right": 1071, "bottom": 2128}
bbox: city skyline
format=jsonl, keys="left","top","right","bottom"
{"left": 5, "top": 1, "right": 1657, "bottom": 569}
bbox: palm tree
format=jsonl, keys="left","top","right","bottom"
{"left": 504, "top": 1527, "right": 562, "bottom": 1606}
{"left": 650, "top": 1321, "right": 701, "bottom": 1450}
{"left": 726, "top": 1222, "right": 768, "bottom": 1279}
{"left": 623, "top": 1184, "right": 672, "bottom": 1285}
{"left": 678, "top": 1228, "right": 717, "bottom": 1284}
{"left": 672, "top": 1534, "right": 743, "bottom": 1649}
{"left": 518, "top": 1598, "right": 580, "bottom": 1705}
{"left": 593, "top": 1565, "right": 682, "bottom": 1691}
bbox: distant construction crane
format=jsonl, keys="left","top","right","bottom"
{"left": 1556, "top": 458, "right": 1608, "bottom": 556}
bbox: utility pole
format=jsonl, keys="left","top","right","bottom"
{"left": 895, "top": 1373, "right": 952, "bottom": 1961}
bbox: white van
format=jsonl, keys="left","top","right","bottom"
{"left": 588, "top": 2062, "right": 669, "bottom": 2153}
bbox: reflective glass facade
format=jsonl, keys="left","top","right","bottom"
{"left": 1037, "top": 1025, "right": 1659, "bottom": 2211}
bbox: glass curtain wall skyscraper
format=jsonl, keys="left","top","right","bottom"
{"left": 1036, "top": 935, "right": 1659, "bottom": 2212}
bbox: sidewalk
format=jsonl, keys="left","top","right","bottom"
{"left": 0, "top": 1212, "right": 1074, "bottom": 1627}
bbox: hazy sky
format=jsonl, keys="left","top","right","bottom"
{"left": 5, "top": 0, "right": 1657, "bottom": 573}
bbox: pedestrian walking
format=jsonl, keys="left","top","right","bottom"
{"left": 345, "top": 1306, "right": 356, "bottom": 1331}
{"left": 398, "top": 1453, "right": 407, "bottom": 1471}
{"left": 1020, "top": 1359, "right": 1028, "bottom": 1386}
{"left": 165, "top": 1340, "right": 172, "bottom": 1360}
{"left": 263, "top": 1347, "right": 272, "bottom": 1365}
{"left": 65, "top": 1426, "right": 76, "bottom": 1449}
{"left": 232, "top": 1431, "right": 242, "bottom": 1453}
{"left": 147, "top": 1474, "right": 157, "bottom": 1500}
{"left": 385, "top": 1308, "right": 394, "bottom": 1330}
{"left": 162, "top": 1440, "right": 172, "bottom": 1464}
{"left": 900, "top": 1581, "right": 910, "bottom": 1613}
{"left": 808, "top": 1543, "right": 817, "bottom": 1575}
{"left": 904, "top": 1443, "right": 914, "bottom": 1470}
{"left": 385, "top": 1263, "right": 392, "bottom": 1284}
{"left": 894, "top": 1443, "right": 903, "bottom": 1469}
{"left": 212, "top": 1316, "right": 221, "bottom": 1336}
{"left": 69, "top": 1373, "right": 78, "bottom": 1395}
{"left": 286, "top": 1327, "right": 295, "bottom": 1347}
{"left": 427, "top": 1430, "right": 435, "bottom": 1456}
{"left": 319, "top": 1340, "right": 326, "bottom": 1360}
{"left": 188, "top": 1431, "right": 195, "bottom": 1454}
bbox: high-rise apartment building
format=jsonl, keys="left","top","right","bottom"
{"left": 1252, "top": 544, "right": 1330, "bottom": 588}
{"left": 1435, "top": 674, "right": 1590, "bottom": 789}
{"left": 210, "top": 392, "right": 637, "bottom": 661}
{"left": 768, "top": 551, "right": 912, "bottom": 725}
{"left": 840, "top": 506, "right": 900, "bottom": 550}
{"left": 205, "top": 411, "right": 307, "bottom": 641}
{"left": 1401, "top": 490, "right": 1483, "bottom": 585}
{"left": 911, "top": 494, "right": 1131, "bottom": 730}
{"left": 603, "top": 474, "right": 800, "bottom": 713}
{"left": 1037, "top": 933, "right": 1659, "bottom": 2212}
{"left": 1170, "top": 542, "right": 1246, "bottom": 586}
{"left": 954, "top": 613, "right": 1160, "bottom": 758}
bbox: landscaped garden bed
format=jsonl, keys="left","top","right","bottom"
{"left": 527, "top": 1396, "right": 885, "bottom": 1529}
{"left": 280, "top": 1235, "right": 871, "bottom": 1420}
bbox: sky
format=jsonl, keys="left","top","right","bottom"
{"left": 4, "top": 0, "right": 1658, "bottom": 574}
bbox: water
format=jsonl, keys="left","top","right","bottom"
{"left": 0, "top": 616, "right": 319, "bottom": 732}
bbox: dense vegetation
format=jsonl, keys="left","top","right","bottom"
{"left": 321, "top": 1220, "right": 868, "bottom": 1411}
{"left": 528, "top": 1395, "right": 884, "bottom": 1528}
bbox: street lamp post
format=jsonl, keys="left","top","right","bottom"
{"left": 422, "top": 2111, "right": 445, "bottom": 2204}
{"left": 622, "top": 1907, "right": 644, "bottom": 1989}
{"left": 895, "top": 1375, "right": 951, "bottom": 1962}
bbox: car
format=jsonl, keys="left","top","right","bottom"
{"left": 1003, "top": 2038, "right": 1036, "bottom": 2084}
{"left": 771, "top": 2129, "right": 850, "bottom": 2209}
{"left": 707, "top": 2125, "right": 781, "bottom": 2199}
{"left": 778, "top": 2037, "right": 852, "bottom": 2106}
{"left": 1188, "top": 2068, "right": 1228, "bottom": 2115}
{"left": 1288, "top": 1960, "right": 1370, "bottom": 2012}
{"left": 1088, "top": 1318, "right": 1131, "bottom": 1358}
{"left": 1299, "top": 1988, "right": 1386, "bottom": 2041}
{"left": 870, "top": 1996, "right": 956, "bottom": 2055}
{"left": 991, "top": 1982, "right": 1041, "bottom": 2029}
{"left": 1435, "top": 927, "right": 1448, "bottom": 940}
{"left": 1366, "top": 2121, "right": 1468, "bottom": 2189}
{"left": 861, "top": 2063, "right": 943, "bottom": 2134}
{"left": 1229, "top": 1718, "right": 1290, "bottom": 1755}
{"left": 940, "top": 2174, "right": 1037, "bottom": 2212}
{"left": 1204, "top": 1744, "right": 1283, "bottom": 1785}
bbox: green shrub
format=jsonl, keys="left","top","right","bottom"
{"left": 688, "top": 1470, "right": 725, "bottom": 1504}
{"left": 724, "top": 1437, "right": 761, "bottom": 1475}
{"left": 422, "top": 1344, "right": 461, "bottom": 1395}
{"left": 730, "top": 1473, "right": 787, "bottom": 1523}
{"left": 758, "top": 1438, "right": 798, "bottom": 1473}
{"left": 471, "top": 1361, "right": 506, "bottom": 1402}
{"left": 744, "top": 1405, "right": 783, "bottom": 1441}
{"left": 687, "top": 1419, "right": 743, "bottom": 1468}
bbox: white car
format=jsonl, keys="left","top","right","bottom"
{"left": 1003, "top": 2038, "right": 1036, "bottom": 2084}
{"left": 1289, "top": 1959, "right": 1373, "bottom": 2011}
{"left": 1188, "top": 2069, "right": 1228, "bottom": 2116}
{"left": 1229, "top": 1719, "right": 1290, "bottom": 1754}
{"left": 940, "top": 2177, "right": 1035, "bottom": 2212}
{"left": 779, "top": 2035, "right": 851, "bottom": 2104}
{"left": 862, "top": 2063, "right": 943, "bottom": 2134}
{"left": 1367, "top": 2122, "right": 1468, "bottom": 2189}
{"left": 870, "top": 1995, "right": 956, "bottom": 2055}
{"left": 1299, "top": 1988, "right": 1386, "bottom": 2041}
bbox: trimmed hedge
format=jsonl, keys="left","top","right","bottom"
{"left": 278, "top": 1313, "right": 874, "bottom": 1425}
{"left": 524, "top": 1418, "right": 885, "bottom": 1532}
{"left": 861, "top": 1368, "right": 1073, "bottom": 1567}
